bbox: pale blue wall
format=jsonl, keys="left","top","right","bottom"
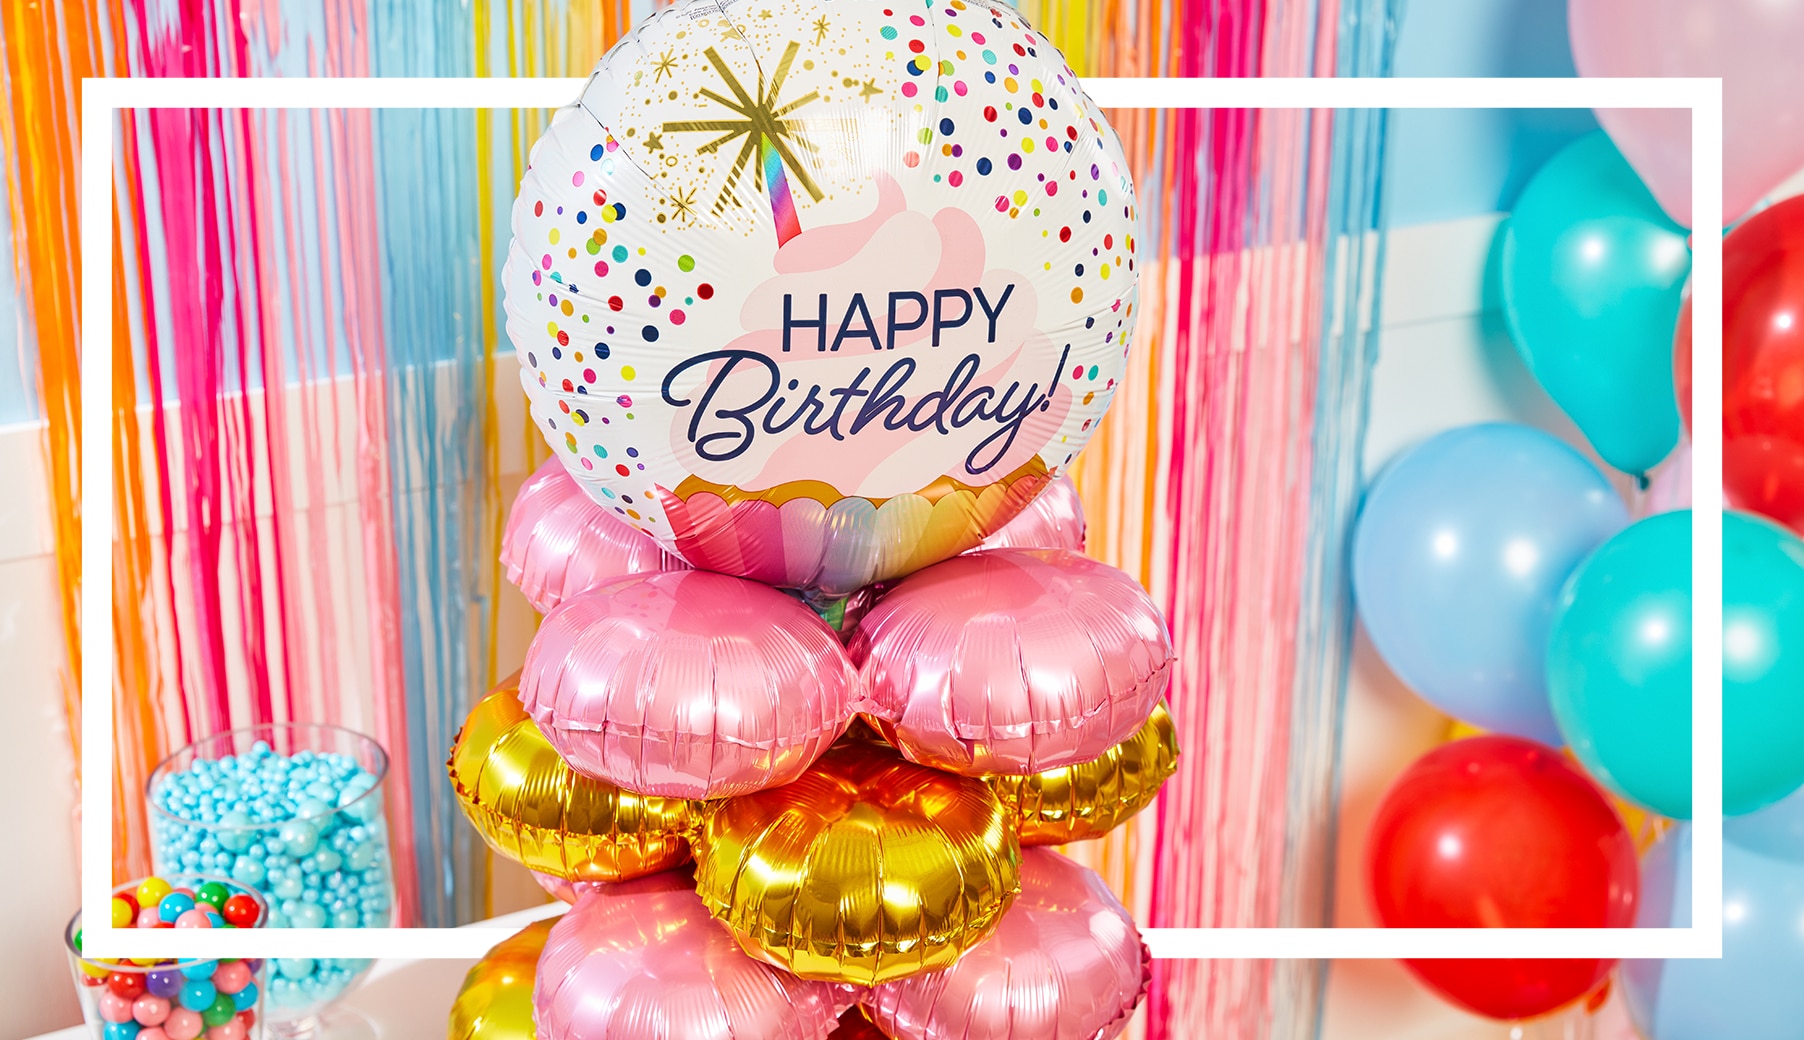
{"left": 1385, "top": 0, "right": 1596, "bottom": 226}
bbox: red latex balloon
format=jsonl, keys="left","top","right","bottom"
{"left": 1366, "top": 735, "right": 1639, "bottom": 1022}
{"left": 1711, "top": 195, "right": 1804, "bottom": 528}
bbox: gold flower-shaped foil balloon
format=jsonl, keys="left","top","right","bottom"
{"left": 448, "top": 677, "right": 701, "bottom": 882}
{"left": 448, "top": 918, "right": 550, "bottom": 1040}
{"left": 695, "top": 732, "right": 1020, "bottom": 986}
{"left": 988, "top": 702, "right": 1179, "bottom": 847}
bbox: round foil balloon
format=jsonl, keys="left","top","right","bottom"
{"left": 536, "top": 875, "right": 853, "bottom": 1040}
{"left": 503, "top": 0, "right": 1140, "bottom": 598}
{"left": 449, "top": 919, "right": 551, "bottom": 1040}
{"left": 853, "top": 548, "right": 1174, "bottom": 775}
{"left": 695, "top": 732, "right": 1020, "bottom": 985}
{"left": 866, "top": 848, "right": 1147, "bottom": 1040}
{"left": 503, "top": 456, "right": 687, "bottom": 614}
{"left": 448, "top": 679, "right": 700, "bottom": 882}
{"left": 977, "top": 472, "right": 1086, "bottom": 552}
{"left": 519, "top": 569, "right": 859, "bottom": 798}
{"left": 989, "top": 700, "right": 1178, "bottom": 846}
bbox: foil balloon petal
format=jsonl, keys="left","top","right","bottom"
{"left": 865, "top": 848, "right": 1148, "bottom": 1040}
{"left": 502, "top": 0, "right": 1139, "bottom": 598}
{"left": 448, "top": 679, "right": 701, "bottom": 882}
{"left": 852, "top": 549, "right": 1174, "bottom": 775}
{"left": 519, "top": 570, "right": 859, "bottom": 798}
{"left": 502, "top": 457, "right": 688, "bottom": 614}
{"left": 535, "top": 877, "right": 853, "bottom": 1040}
{"left": 695, "top": 737, "right": 1020, "bottom": 986}
{"left": 449, "top": 919, "right": 552, "bottom": 1040}
{"left": 989, "top": 701, "right": 1179, "bottom": 846}
{"left": 977, "top": 473, "right": 1087, "bottom": 553}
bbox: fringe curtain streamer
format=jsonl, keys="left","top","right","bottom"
{"left": 1017, "top": 1, "right": 1397, "bottom": 1038}
{"left": 3, "top": 0, "right": 1394, "bottom": 1024}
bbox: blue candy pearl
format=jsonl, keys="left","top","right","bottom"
{"left": 180, "top": 960, "right": 217, "bottom": 980}
{"left": 277, "top": 958, "right": 314, "bottom": 980}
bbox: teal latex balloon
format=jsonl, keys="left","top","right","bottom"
{"left": 1549, "top": 511, "right": 1804, "bottom": 819}
{"left": 1548, "top": 511, "right": 1692, "bottom": 818}
{"left": 1501, "top": 132, "right": 1690, "bottom": 477}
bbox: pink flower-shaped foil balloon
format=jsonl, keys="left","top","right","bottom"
{"left": 977, "top": 474, "right": 1087, "bottom": 553}
{"left": 503, "top": 457, "right": 688, "bottom": 614}
{"left": 864, "top": 847, "right": 1149, "bottom": 1040}
{"left": 536, "top": 874, "right": 854, "bottom": 1040}
{"left": 519, "top": 570, "right": 859, "bottom": 798}
{"left": 852, "top": 548, "right": 1173, "bottom": 776}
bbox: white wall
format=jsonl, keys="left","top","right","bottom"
{"left": 0, "top": 209, "right": 1660, "bottom": 1039}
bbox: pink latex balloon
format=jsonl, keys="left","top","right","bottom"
{"left": 519, "top": 570, "right": 859, "bottom": 798}
{"left": 977, "top": 474, "right": 1087, "bottom": 553}
{"left": 1570, "top": 0, "right": 1804, "bottom": 228}
{"left": 1643, "top": 440, "right": 1692, "bottom": 516}
{"left": 852, "top": 549, "right": 1174, "bottom": 776}
{"left": 865, "top": 848, "right": 1148, "bottom": 1040}
{"left": 536, "top": 876, "right": 853, "bottom": 1040}
{"left": 503, "top": 457, "right": 688, "bottom": 614}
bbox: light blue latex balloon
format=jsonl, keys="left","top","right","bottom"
{"left": 1727, "top": 785, "right": 1804, "bottom": 863}
{"left": 1351, "top": 423, "right": 1628, "bottom": 743}
{"left": 1550, "top": 510, "right": 1804, "bottom": 819}
{"left": 1501, "top": 131, "right": 1689, "bottom": 477}
{"left": 1623, "top": 825, "right": 1804, "bottom": 1040}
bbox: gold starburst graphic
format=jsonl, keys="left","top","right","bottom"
{"left": 662, "top": 42, "right": 825, "bottom": 215}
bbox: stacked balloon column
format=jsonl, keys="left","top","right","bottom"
{"left": 148, "top": 726, "right": 394, "bottom": 1040}
{"left": 447, "top": 2, "right": 1174, "bottom": 1038}
{"left": 1351, "top": 37, "right": 1804, "bottom": 1036}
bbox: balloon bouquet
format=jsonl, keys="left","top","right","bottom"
{"left": 1354, "top": 2, "right": 1804, "bottom": 1032}
{"left": 448, "top": 2, "right": 1174, "bottom": 1037}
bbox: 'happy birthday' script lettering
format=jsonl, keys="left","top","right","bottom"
{"left": 662, "top": 280, "right": 1061, "bottom": 477}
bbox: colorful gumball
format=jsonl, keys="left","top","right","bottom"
{"left": 108, "top": 973, "right": 148, "bottom": 1001}
{"left": 162, "top": 1008, "right": 203, "bottom": 1040}
{"left": 146, "top": 971, "right": 185, "bottom": 1000}
{"left": 136, "top": 878, "right": 172, "bottom": 910}
{"left": 174, "top": 909, "right": 213, "bottom": 929}
{"left": 501, "top": 458, "right": 688, "bottom": 614}
{"left": 219, "top": 895, "right": 259, "bottom": 929}
{"left": 449, "top": 680, "right": 700, "bottom": 882}
{"left": 111, "top": 896, "right": 135, "bottom": 929}
{"left": 519, "top": 570, "right": 859, "bottom": 798}
{"left": 449, "top": 919, "right": 551, "bottom": 1040}
{"left": 98, "top": 991, "right": 137, "bottom": 1024}
{"left": 1366, "top": 736, "right": 1639, "bottom": 1020}
{"left": 867, "top": 847, "right": 1148, "bottom": 1040}
{"left": 504, "top": 0, "right": 1138, "bottom": 598}
{"left": 200, "top": 993, "right": 237, "bottom": 1029}
{"left": 192, "top": 882, "right": 229, "bottom": 911}
{"left": 178, "top": 980, "right": 217, "bottom": 1014}
{"left": 854, "top": 548, "right": 1174, "bottom": 775}
{"left": 136, "top": 907, "right": 165, "bottom": 930}
{"left": 210, "top": 962, "right": 250, "bottom": 996}
{"left": 534, "top": 877, "right": 852, "bottom": 1040}
{"left": 696, "top": 732, "right": 1020, "bottom": 984}
{"left": 137, "top": 1029, "right": 171, "bottom": 1040}
{"left": 228, "top": 984, "right": 256, "bottom": 1013}
{"left": 205, "top": 1021, "right": 245, "bottom": 1040}
{"left": 103, "top": 1022, "right": 139, "bottom": 1040}
{"left": 133, "top": 996, "right": 172, "bottom": 1027}
{"left": 158, "top": 892, "right": 196, "bottom": 924}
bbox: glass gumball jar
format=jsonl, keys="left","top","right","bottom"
{"left": 65, "top": 875, "right": 267, "bottom": 1040}
{"left": 149, "top": 724, "right": 394, "bottom": 1039}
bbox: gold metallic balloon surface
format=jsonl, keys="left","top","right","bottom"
{"left": 988, "top": 701, "right": 1179, "bottom": 846}
{"left": 695, "top": 734, "right": 1020, "bottom": 986}
{"left": 447, "top": 918, "right": 550, "bottom": 1040}
{"left": 448, "top": 676, "right": 700, "bottom": 882}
